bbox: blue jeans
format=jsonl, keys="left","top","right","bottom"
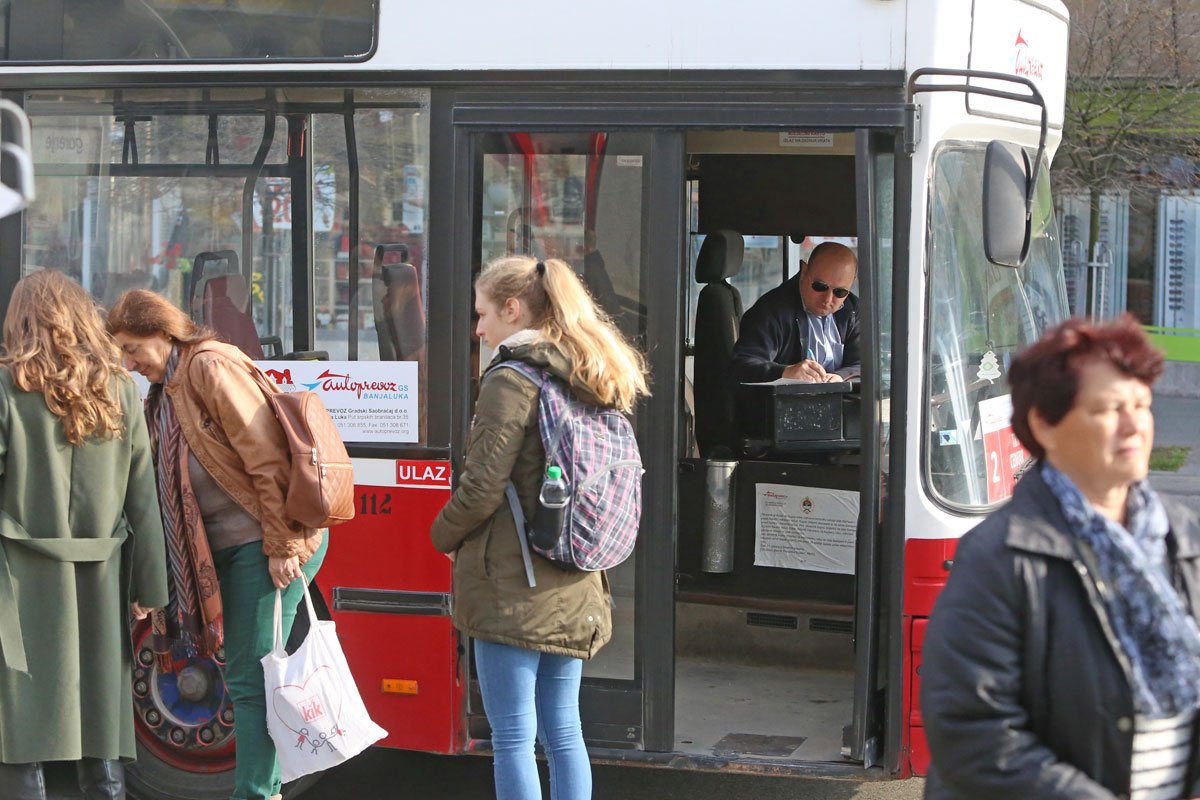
{"left": 473, "top": 639, "right": 591, "bottom": 800}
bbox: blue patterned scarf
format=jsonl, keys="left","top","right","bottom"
{"left": 1042, "top": 462, "right": 1200, "bottom": 718}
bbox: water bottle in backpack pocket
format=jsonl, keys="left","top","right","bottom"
{"left": 532, "top": 465, "right": 569, "bottom": 551}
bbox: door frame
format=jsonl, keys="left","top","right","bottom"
{"left": 441, "top": 79, "right": 907, "bottom": 762}
{"left": 447, "top": 114, "right": 685, "bottom": 751}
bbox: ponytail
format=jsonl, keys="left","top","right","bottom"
{"left": 475, "top": 256, "right": 650, "bottom": 412}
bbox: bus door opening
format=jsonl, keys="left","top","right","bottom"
{"left": 676, "top": 130, "right": 869, "bottom": 764}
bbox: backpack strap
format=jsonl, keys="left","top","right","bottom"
{"left": 489, "top": 359, "right": 577, "bottom": 472}
{"left": 504, "top": 481, "right": 537, "bottom": 589}
{"left": 486, "top": 358, "right": 544, "bottom": 386}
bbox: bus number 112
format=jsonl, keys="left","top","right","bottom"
{"left": 359, "top": 492, "right": 393, "bottom": 516}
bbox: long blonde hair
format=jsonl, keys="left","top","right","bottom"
{"left": 476, "top": 256, "right": 649, "bottom": 412}
{"left": 1, "top": 270, "right": 126, "bottom": 444}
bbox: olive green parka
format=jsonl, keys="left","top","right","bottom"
{"left": 0, "top": 371, "right": 168, "bottom": 763}
{"left": 430, "top": 341, "right": 612, "bottom": 659}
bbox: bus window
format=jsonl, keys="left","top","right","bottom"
{"left": 8, "top": 1, "right": 376, "bottom": 62}
{"left": 23, "top": 87, "right": 433, "bottom": 443}
{"left": 311, "top": 100, "right": 430, "bottom": 365}
{"left": 24, "top": 92, "right": 287, "bottom": 311}
{"left": 924, "top": 143, "right": 1069, "bottom": 508}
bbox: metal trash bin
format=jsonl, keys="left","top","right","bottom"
{"left": 701, "top": 459, "right": 737, "bottom": 573}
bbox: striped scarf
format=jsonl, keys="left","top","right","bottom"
{"left": 147, "top": 346, "right": 223, "bottom": 670}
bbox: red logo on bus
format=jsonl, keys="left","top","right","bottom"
{"left": 1013, "top": 29, "right": 1044, "bottom": 79}
{"left": 264, "top": 368, "right": 293, "bottom": 386}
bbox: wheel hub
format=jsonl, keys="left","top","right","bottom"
{"left": 176, "top": 666, "right": 209, "bottom": 702}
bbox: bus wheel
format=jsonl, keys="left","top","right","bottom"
{"left": 125, "top": 621, "right": 322, "bottom": 799}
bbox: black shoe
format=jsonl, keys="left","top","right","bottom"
{"left": 76, "top": 758, "right": 125, "bottom": 800}
{"left": 0, "top": 762, "right": 47, "bottom": 800}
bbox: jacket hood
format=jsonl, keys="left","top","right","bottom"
{"left": 494, "top": 340, "right": 607, "bottom": 407}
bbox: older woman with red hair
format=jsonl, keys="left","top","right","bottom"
{"left": 921, "top": 315, "right": 1200, "bottom": 800}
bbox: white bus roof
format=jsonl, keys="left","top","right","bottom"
{"left": 2, "top": 0, "right": 1068, "bottom": 127}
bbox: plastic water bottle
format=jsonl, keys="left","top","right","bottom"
{"left": 532, "top": 465, "right": 569, "bottom": 551}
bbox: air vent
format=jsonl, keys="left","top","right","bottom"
{"left": 810, "top": 617, "right": 853, "bottom": 635}
{"left": 746, "top": 612, "right": 799, "bottom": 630}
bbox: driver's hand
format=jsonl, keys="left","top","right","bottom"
{"left": 782, "top": 360, "right": 827, "bottom": 382}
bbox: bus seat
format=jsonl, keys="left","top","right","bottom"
{"left": 371, "top": 244, "right": 426, "bottom": 362}
{"left": 197, "top": 273, "right": 265, "bottom": 360}
{"left": 693, "top": 230, "right": 744, "bottom": 457}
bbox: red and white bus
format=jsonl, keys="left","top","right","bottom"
{"left": 0, "top": 0, "right": 1070, "bottom": 795}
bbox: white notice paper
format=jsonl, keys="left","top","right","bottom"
{"left": 753, "top": 483, "right": 859, "bottom": 573}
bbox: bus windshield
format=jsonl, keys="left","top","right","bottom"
{"left": 924, "top": 142, "right": 1069, "bottom": 509}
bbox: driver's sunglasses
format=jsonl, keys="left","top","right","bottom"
{"left": 811, "top": 280, "right": 850, "bottom": 299}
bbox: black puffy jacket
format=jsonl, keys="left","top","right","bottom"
{"left": 921, "top": 467, "right": 1200, "bottom": 800}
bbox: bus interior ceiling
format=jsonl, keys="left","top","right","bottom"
{"left": 674, "top": 131, "right": 860, "bottom": 763}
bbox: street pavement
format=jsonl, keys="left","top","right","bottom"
{"left": 301, "top": 747, "right": 925, "bottom": 800}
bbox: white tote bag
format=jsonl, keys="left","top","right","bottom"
{"left": 261, "top": 579, "right": 387, "bottom": 782}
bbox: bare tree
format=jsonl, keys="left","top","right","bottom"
{"left": 1059, "top": 0, "right": 1200, "bottom": 310}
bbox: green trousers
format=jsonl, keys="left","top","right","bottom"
{"left": 213, "top": 536, "right": 328, "bottom": 800}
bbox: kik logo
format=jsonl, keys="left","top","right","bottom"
{"left": 298, "top": 695, "right": 326, "bottom": 723}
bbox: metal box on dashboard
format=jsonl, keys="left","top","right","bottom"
{"left": 739, "top": 380, "right": 860, "bottom": 452}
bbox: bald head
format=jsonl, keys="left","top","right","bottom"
{"left": 799, "top": 243, "right": 858, "bottom": 317}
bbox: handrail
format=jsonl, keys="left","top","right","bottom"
{"left": 0, "top": 100, "right": 34, "bottom": 220}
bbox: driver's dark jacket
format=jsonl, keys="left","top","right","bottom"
{"left": 728, "top": 273, "right": 861, "bottom": 383}
{"left": 921, "top": 467, "right": 1200, "bottom": 800}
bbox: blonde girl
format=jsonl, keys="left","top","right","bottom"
{"left": 431, "top": 256, "right": 648, "bottom": 800}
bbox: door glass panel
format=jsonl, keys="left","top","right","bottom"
{"left": 475, "top": 132, "right": 650, "bottom": 681}
{"left": 875, "top": 149, "right": 894, "bottom": 459}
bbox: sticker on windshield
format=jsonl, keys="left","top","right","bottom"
{"left": 977, "top": 350, "right": 1002, "bottom": 383}
{"left": 938, "top": 430, "right": 960, "bottom": 446}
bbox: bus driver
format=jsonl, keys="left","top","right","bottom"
{"left": 729, "top": 241, "right": 862, "bottom": 384}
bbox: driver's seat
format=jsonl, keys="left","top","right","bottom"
{"left": 693, "top": 230, "right": 745, "bottom": 457}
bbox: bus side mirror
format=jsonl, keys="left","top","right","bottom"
{"left": 982, "top": 141, "right": 1031, "bottom": 268}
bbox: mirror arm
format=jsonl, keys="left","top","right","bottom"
{"left": 904, "top": 69, "right": 1048, "bottom": 212}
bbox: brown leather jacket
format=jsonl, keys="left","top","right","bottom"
{"left": 166, "top": 340, "right": 323, "bottom": 563}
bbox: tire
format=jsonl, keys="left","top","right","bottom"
{"left": 126, "top": 739, "right": 232, "bottom": 800}
{"left": 127, "top": 742, "right": 323, "bottom": 799}
{"left": 127, "top": 743, "right": 324, "bottom": 796}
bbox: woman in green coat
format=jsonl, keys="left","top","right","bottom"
{"left": 0, "top": 270, "right": 168, "bottom": 800}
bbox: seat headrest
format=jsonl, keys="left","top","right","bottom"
{"left": 203, "top": 274, "right": 251, "bottom": 312}
{"left": 695, "top": 230, "right": 745, "bottom": 283}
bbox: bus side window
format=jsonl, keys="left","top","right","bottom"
{"left": 371, "top": 244, "right": 426, "bottom": 365}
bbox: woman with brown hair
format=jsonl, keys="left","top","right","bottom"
{"left": 921, "top": 315, "right": 1200, "bottom": 800}
{"left": 107, "top": 289, "right": 326, "bottom": 800}
{"left": 0, "top": 270, "right": 168, "bottom": 800}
